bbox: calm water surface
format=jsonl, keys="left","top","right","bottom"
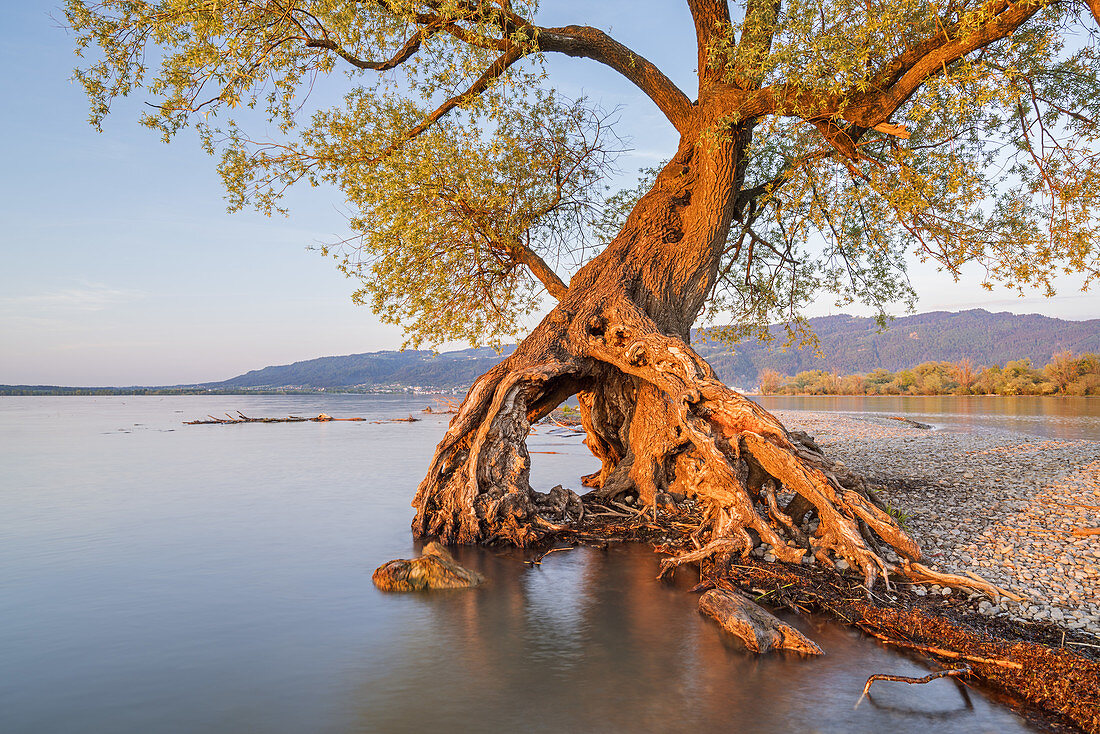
{"left": 3, "top": 395, "right": 1078, "bottom": 733}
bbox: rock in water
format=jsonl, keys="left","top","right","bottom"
{"left": 372, "top": 541, "right": 485, "bottom": 591}
{"left": 698, "top": 588, "right": 822, "bottom": 655}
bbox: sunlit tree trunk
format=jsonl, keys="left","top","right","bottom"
{"left": 412, "top": 125, "right": 923, "bottom": 588}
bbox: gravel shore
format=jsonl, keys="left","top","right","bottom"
{"left": 773, "top": 409, "right": 1100, "bottom": 638}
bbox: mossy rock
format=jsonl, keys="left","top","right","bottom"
{"left": 372, "top": 541, "right": 485, "bottom": 591}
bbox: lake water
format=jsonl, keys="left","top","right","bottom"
{"left": 4, "top": 395, "right": 1086, "bottom": 733}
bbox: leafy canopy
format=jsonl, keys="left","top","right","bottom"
{"left": 67, "top": 0, "right": 1100, "bottom": 348}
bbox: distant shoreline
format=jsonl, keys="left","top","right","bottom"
{"left": 0, "top": 386, "right": 450, "bottom": 397}
{"left": 759, "top": 353, "right": 1099, "bottom": 397}
{"left": 11, "top": 310, "right": 1091, "bottom": 399}
{"left": 4, "top": 387, "right": 1097, "bottom": 398}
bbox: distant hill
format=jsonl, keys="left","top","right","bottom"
{"left": 207, "top": 345, "right": 517, "bottom": 390}
{"left": 197, "top": 309, "right": 1098, "bottom": 391}
{"left": 696, "top": 309, "right": 1100, "bottom": 388}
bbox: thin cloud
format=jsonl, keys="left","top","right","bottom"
{"left": 0, "top": 283, "right": 145, "bottom": 312}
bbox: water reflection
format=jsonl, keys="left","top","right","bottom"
{"left": 356, "top": 545, "right": 1036, "bottom": 734}
{"left": 0, "top": 397, "right": 1053, "bottom": 734}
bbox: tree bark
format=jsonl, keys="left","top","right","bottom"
{"left": 411, "top": 128, "right": 924, "bottom": 589}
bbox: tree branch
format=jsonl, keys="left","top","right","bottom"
{"left": 536, "top": 25, "right": 694, "bottom": 134}
{"left": 355, "top": 44, "right": 525, "bottom": 165}
{"left": 508, "top": 243, "right": 569, "bottom": 300}
{"left": 707, "top": 0, "right": 1050, "bottom": 142}
{"left": 686, "top": 0, "right": 732, "bottom": 84}
{"left": 303, "top": 10, "right": 693, "bottom": 143}
{"left": 435, "top": 187, "right": 570, "bottom": 301}
{"left": 843, "top": 0, "right": 1051, "bottom": 129}
{"left": 386, "top": 4, "right": 695, "bottom": 133}
{"left": 731, "top": 0, "right": 781, "bottom": 89}
{"left": 304, "top": 29, "right": 428, "bottom": 71}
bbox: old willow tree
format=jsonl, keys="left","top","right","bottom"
{"left": 70, "top": 0, "right": 1100, "bottom": 588}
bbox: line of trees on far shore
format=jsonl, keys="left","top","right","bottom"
{"left": 757, "top": 352, "right": 1100, "bottom": 396}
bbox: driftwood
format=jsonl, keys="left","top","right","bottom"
{"left": 900, "top": 560, "right": 1024, "bottom": 602}
{"left": 698, "top": 587, "right": 823, "bottom": 655}
{"left": 184, "top": 411, "right": 365, "bottom": 425}
{"left": 859, "top": 630, "right": 1023, "bottom": 670}
{"left": 372, "top": 541, "right": 484, "bottom": 591}
{"left": 370, "top": 415, "right": 420, "bottom": 424}
{"left": 183, "top": 411, "right": 421, "bottom": 425}
{"left": 855, "top": 666, "right": 971, "bottom": 709}
{"left": 422, "top": 398, "right": 460, "bottom": 414}
{"left": 885, "top": 416, "right": 933, "bottom": 429}
{"left": 712, "top": 560, "right": 1100, "bottom": 732}
{"left": 523, "top": 545, "right": 576, "bottom": 566}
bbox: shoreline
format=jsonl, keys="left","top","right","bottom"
{"left": 548, "top": 406, "right": 1099, "bottom": 731}
{"left": 585, "top": 408, "right": 1100, "bottom": 731}
{"left": 773, "top": 409, "right": 1100, "bottom": 636}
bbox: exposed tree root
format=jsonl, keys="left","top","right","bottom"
{"left": 901, "top": 561, "right": 1025, "bottom": 603}
{"left": 574, "top": 297, "right": 924, "bottom": 590}
{"left": 408, "top": 293, "right": 1100, "bottom": 728}
{"left": 658, "top": 536, "right": 746, "bottom": 578}
{"left": 412, "top": 355, "right": 588, "bottom": 547}
{"left": 412, "top": 295, "right": 1014, "bottom": 602}
{"left": 705, "top": 561, "right": 1100, "bottom": 733}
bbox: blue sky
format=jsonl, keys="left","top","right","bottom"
{"left": 1, "top": 2, "right": 1095, "bottom": 386}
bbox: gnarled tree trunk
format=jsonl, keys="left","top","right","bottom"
{"left": 412, "top": 131, "right": 923, "bottom": 589}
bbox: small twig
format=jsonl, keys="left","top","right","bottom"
{"left": 755, "top": 582, "right": 795, "bottom": 601}
{"left": 611, "top": 500, "right": 645, "bottom": 516}
{"left": 587, "top": 504, "right": 632, "bottom": 518}
{"left": 1066, "top": 640, "right": 1100, "bottom": 650}
{"left": 998, "top": 526, "right": 1077, "bottom": 536}
{"left": 1072, "top": 528, "right": 1100, "bottom": 538}
{"left": 855, "top": 666, "right": 971, "bottom": 709}
{"left": 524, "top": 546, "right": 576, "bottom": 565}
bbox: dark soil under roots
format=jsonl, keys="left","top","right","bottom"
{"left": 544, "top": 496, "right": 1100, "bottom": 734}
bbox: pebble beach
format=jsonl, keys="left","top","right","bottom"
{"left": 774, "top": 409, "right": 1100, "bottom": 638}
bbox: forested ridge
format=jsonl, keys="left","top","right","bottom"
{"left": 4, "top": 309, "right": 1092, "bottom": 394}
{"left": 210, "top": 309, "right": 1099, "bottom": 390}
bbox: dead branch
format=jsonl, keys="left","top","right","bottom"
{"left": 422, "top": 398, "right": 460, "bottom": 414}
{"left": 184, "top": 411, "right": 367, "bottom": 425}
{"left": 369, "top": 415, "right": 421, "bottom": 423}
{"left": 862, "top": 630, "right": 1024, "bottom": 670}
{"left": 855, "top": 666, "right": 971, "bottom": 709}
{"left": 902, "top": 560, "right": 1025, "bottom": 602}
{"left": 524, "top": 545, "right": 576, "bottom": 565}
